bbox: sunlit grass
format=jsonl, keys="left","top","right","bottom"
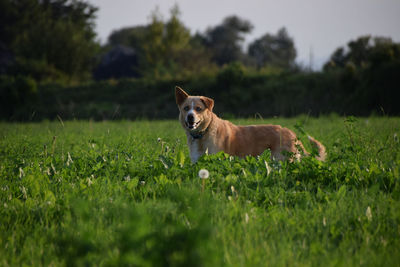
{"left": 0, "top": 116, "right": 399, "bottom": 266}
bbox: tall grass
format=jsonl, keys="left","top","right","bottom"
{"left": 0, "top": 116, "right": 399, "bottom": 266}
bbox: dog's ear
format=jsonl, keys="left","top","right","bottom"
{"left": 175, "top": 86, "right": 189, "bottom": 106}
{"left": 201, "top": 96, "right": 214, "bottom": 111}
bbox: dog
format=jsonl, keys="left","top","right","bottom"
{"left": 175, "top": 86, "right": 326, "bottom": 163}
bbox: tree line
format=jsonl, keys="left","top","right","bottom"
{"left": 0, "top": 0, "right": 399, "bottom": 119}
{"left": 91, "top": 6, "right": 298, "bottom": 80}
{"left": 0, "top": 1, "right": 299, "bottom": 82}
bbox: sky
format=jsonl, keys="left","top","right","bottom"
{"left": 87, "top": 0, "right": 400, "bottom": 70}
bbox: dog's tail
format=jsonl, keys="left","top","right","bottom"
{"left": 307, "top": 136, "right": 327, "bottom": 161}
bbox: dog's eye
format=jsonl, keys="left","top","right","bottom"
{"left": 183, "top": 106, "right": 189, "bottom": 111}
{"left": 195, "top": 107, "right": 202, "bottom": 112}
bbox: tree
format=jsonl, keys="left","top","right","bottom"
{"left": 108, "top": 26, "right": 148, "bottom": 51}
{"left": 102, "top": 4, "right": 215, "bottom": 78}
{"left": 248, "top": 27, "right": 297, "bottom": 69}
{"left": 164, "top": 5, "right": 190, "bottom": 55}
{"left": 93, "top": 45, "right": 139, "bottom": 80}
{"left": 323, "top": 35, "right": 400, "bottom": 71}
{"left": 0, "top": 0, "right": 99, "bottom": 82}
{"left": 140, "top": 5, "right": 212, "bottom": 78}
{"left": 202, "top": 16, "right": 253, "bottom": 66}
{"left": 326, "top": 47, "right": 347, "bottom": 69}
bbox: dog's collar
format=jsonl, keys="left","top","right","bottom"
{"left": 190, "top": 131, "right": 205, "bottom": 139}
{"left": 190, "top": 125, "right": 210, "bottom": 139}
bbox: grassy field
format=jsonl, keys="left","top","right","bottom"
{"left": 1, "top": 116, "right": 400, "bottom": 266}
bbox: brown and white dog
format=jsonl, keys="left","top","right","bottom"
{"left": 175, "top": 86, "right": 326, "bottom": 163}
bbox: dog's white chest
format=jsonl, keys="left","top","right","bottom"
{"left": 188, "top": 140, "right": 202, "bottom": 163}
{"left": 187, "top": 135, "right": 219, "bottom": 163}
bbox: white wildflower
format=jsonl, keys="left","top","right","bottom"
{"left": 86, "top": 175, "right": 94, "bottom": 186}
{"left": 245, "top": 213, "right": 249, "bottom": 224}
{"left": 19, "top": 167, "right": 25, "bottom": 178}
{"left": 20, "top": 186, "right": 27, "bottom": 200}
{"left": 51, "top": 163, "right": 56, "bottom": 174}
{"left": 198, "top": 169, "right": 209, "bottom": 179}
{"left": 67, "top": 152, "right": 73, "bottom": 166}
{"left": 140, "top": 181, "right": 146, "bottom": 185}
{"left": 67, "top": 152, "right": 74, "bottom": 166}
{"left": 231, "top": 185, "right": 236, "bottom": 194}
{"left": 366, "top": 206, "right": 372, "bottom": 221}
{"left": 264, "top": 160, "right": 271, "bottom": 176}
{"left": 199, "top": 169, "right": 209, "bottom": 192}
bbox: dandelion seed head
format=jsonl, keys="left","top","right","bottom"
{"left": 198, "top": 169, "right": 209, "bottom": 179}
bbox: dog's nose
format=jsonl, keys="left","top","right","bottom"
{"left": 187, "top": 114, "right": 194, "bottom": 123}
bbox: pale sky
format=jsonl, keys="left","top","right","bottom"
{"left": 87, "top": 0, "right": 400, "bottom": 70}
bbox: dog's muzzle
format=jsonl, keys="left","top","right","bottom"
{"left": 186, "top": 114, "right": 201, "bottom": 130}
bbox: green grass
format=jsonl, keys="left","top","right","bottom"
{"left": 1, "top": 116, "right": 400, "bottom": 266}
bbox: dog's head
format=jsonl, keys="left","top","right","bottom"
{"left": 175, "top": 86, "right": 214, "bottom": 132}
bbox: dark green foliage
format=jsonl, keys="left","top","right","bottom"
{"left": 0, "top": 0, "right": 99, "bottom": 82}
{"left": 202, "top": 16, "right": 254, "bottom": 66}
{"left": 3, "top": 62, "right": 400, "bottom": 121}
{"left": 324, "top": 35, "right": 400, "bottom": 71}
{"left": 1, "top": 0, "right": 399, "bottom": 119}
{"left": 99, "top": 11, "right": 297, "bottom": 79}
{"left": 0, "top": 75, "right": 38, "bottom": 118}
{"left": 93, "top": 45, "right": 140, "bottom": 80}
{"left": 248, "top": 27, "right": 297, "bottom": 69}
{"left": 100, "top": 5, "right": 214, "bottom": 81}
{"left": 108, "top": 25, "right": 149, "bottom": 49}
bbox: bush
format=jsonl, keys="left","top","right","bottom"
{"left": 0, "top": 75, "right": 37, "bottom": 119}
{"left": 1, "top": 64, "right": 400, "bottom": 121}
